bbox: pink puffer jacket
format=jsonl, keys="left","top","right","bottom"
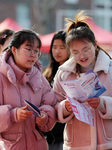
{"left": 0, "top": 50, "right": 56, "bottom": 150}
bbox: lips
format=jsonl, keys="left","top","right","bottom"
{"left": 80, "top": 58, "right": 88, "bottom": 62}
{"left": 55, "top": 55, "right": 61, "bottom": 59}
{"left": 27, "top": 60, "right": 35, "bottom": 63}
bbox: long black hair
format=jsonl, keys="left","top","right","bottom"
{"left": 43, "top": 30, "right": 69, "bottom": 85}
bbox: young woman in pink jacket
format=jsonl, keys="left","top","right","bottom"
{"left": 53, "top": 10, "right": 112, "bottom": 150}
{"left": 0, "top": 29, "right": 56, "bottom": 150}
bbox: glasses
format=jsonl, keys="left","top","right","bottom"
{"left": 72, "top": 48, "right": 92, "bottom": 59}
{"left": 21, "top": 48, "right": 41, "bottom": 57}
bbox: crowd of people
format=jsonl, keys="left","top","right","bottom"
{"left": 0, "top": 10, "right": 112, "bottom": 150}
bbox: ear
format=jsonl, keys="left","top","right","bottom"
{"left": 11, "top": 46, "right": 17, "bottom": 55}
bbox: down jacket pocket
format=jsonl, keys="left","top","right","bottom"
{"left": 1, "top": 132, "right": 23, "bottom": 142}
{"left": 1, "top": 122, "right": 23, "bottom": 142}
{"left": 102, "top": 119, "right": 112, "bottom": 140}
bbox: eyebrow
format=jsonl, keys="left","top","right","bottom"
{"left": 82, "top": 46, "right": 89, "bottom": 50}
{"left": 72, "top": 46, "right": 89, "bottom": 51}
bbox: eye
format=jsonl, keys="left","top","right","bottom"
{"left": 83, "top": 49, "right": 89, "bottom": 53}
{"left": 60, "top": 45, "right": 65, "bottom": 49}
{"left": 73, "top": 51, "right": 79, "bottom": 55}
{"left": 26, "top": 48, "right": 31, "bottom": 51}
{"left": 35, "top": 50, "right": 40, "bottom": 53}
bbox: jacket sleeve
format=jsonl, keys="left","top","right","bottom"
{"left": 0, "top": 104, "right": 18, "bottom": 133}
{"left": 0, "top": 105, "right": 13, "bottom": 132}
{"left": 41, "top": 75, "right": 57, "bottom": 106}
{"left": 53, "top": 71, "right": 74, "bottom": 123}
{"left": 0, "top": 75, "right": 19, "bottom": 133}
{"left": 37, "top": 75, "right": 57, "bottom": 132}
{"left": 97, "top": 96, "right": 112, "bottom": 119}
{"left": 56, "top": 100, "right": 74, "bottom": 123}
{"left": 37, "top": 105, "right": 56, "bottom": 132}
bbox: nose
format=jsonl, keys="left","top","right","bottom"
{"left": 79, "top": 52, "right": 85, "bottom": 58}
{"left": 30, "top": 50, "right": 35, "bottom": 57}
{"left": 55, "top": 48, "right": 60, "bottom": 53}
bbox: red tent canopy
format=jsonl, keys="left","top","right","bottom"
{"left": 40, "top": 19, "right": 112, "bottom": 53}
{"left": 0, "top": 18, "right": 23, "bottom": 31}
{"left": 39, "top": 33, "right": 54, "bottom": 53}
{"left": 86, "top": 19, "right": 112, "bottom": 46}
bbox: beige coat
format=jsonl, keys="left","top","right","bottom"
{"left": 53, "top": 50, "right": 112, "bottom": 150}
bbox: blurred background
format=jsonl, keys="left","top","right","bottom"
{"left": 0, "top": 0, "right": 112, "bottom": 68}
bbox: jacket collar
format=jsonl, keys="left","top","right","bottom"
{"left": 94, "top": 50, "right": 110, "bottom": 73}
{"left": 0, "top": 50, "right": 43, "bottom": 92}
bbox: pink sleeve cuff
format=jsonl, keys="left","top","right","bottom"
{"left": 10, "top": 107, "right": 18, "bottom": 123}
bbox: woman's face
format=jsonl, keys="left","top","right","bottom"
{"left": 12, "top": 40, "right": 40, "bottom": 72}
{"left": 70, "top": 39, "right": 97, "bottom": 68}
{"left": 52, "top": 39, "right": 69, "bottom": 65}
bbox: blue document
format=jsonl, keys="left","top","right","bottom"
{"left": 24, "top": 99, "right": 41, "bottom": 117}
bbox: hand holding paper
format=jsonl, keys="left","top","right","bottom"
{"left": 17, "top": 105, "right": 33, "bottom": 122}
{"left": 86, "top": 97, "right": 100, "bottom": 109}
{"left": 36, "top": 111, "right": 48, "bottom": 126}
{"left": 65, "top": 100, "right": 73, "bottom": 112}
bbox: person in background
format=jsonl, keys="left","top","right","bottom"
{"left": 0, "top": 29, "right": 15, "bottom": 52}
{"left": 0, "top": 29, "right": 15, "bottom": 150}
{"left": 53, "top": 10, "right": 112, "bottom": 150}
{"left": 0, "top": 29, "right": 56, "bottom": 150}
{"left": 43, "top": 30, "right": 70, "bottom": 150}
{"left": 43, "top": 30, "right": 70, "bottom": 86}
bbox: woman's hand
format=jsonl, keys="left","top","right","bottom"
{"left": 86, "top": 97, "right": 100, "bottom": 109}
{"left": 36, "top": 111, "right": 48, "bottom": 126}
{"left": 17, "top": 105, "right": 33, "bottom": 122}
{"left": 65, "top": 100, "right": 73, "bottom": 112}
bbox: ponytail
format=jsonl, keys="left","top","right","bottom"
{"left": 65, "top": 10, "right": 91, "bottom": 33}
{"left": 65, "top": 10, "right": 111, "bottom": 59}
